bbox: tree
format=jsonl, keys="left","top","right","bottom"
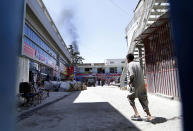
{"left": 68, "top": 45, "right": 84, "bottom": 66}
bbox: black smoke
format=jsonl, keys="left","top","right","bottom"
{"left": 59, "top": 9, "right": 79, "bottom": 52}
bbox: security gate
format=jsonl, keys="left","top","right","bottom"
{"left": 137, "top": 14, "right": 180, "bottom": 97}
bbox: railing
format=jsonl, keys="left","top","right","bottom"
{"left": 120, "top": 0, "right": 155, "bottom": 89}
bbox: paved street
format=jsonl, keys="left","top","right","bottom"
{"left": 17, "top": 86, "right": 182, "bottom": 131}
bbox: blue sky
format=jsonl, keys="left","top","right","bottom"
{"left": 42, "top": 0, "right": 139, "bottom": 63}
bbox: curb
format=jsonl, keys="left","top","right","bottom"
{"left": 154, "top": 93, "right": 174, "bottom": 100}
{"left": 17, "top": 93, "right": 71, "bottom": 121}
{"left": 152, "top": 93, "right": 181, "bottom": 101}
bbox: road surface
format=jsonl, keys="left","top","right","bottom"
{"left": 17, "top": 86, "right": 182, "bottom": 131}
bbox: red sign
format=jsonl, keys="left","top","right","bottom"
{"left": 67, "top": 67, "right": 74, "bottom": 74}
{"left": 96, "top": 73, "right": 121, "bottom": 77}
{"left": 66, "top": 66, "right": 74, "bottom": 79}
{"left": 23, "top": 42, "right": 35, "bottom": 58}
{"left": 76, "top": 73, "right": 121, "bottom": 77}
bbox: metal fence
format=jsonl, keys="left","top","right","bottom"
{"left": 143, "top": 21, "right": 180, "bottom": 97}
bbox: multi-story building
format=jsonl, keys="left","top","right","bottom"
{"left": 76, "top": 59, "right": 125, "bottom": 82}
{"left": 120, "top": 0, "right": 169, "bottom": 87}
{"left": 125, "top": 0, "right": 169, "bottom": 70}
{"left": 121, "top": 0, "right": 180, "bottom": 98}
{"left": 16, "top": 0, "right": 72, "bottom": 93}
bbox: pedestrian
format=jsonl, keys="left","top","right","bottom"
{"left": 97, "top": 79, "right": 100, "bottom": 86}
{"left": 102, "top": 79, "right": 105, "bottom": 87}
{"left": 126, "top": 53, "right": 153, "bottom": 121}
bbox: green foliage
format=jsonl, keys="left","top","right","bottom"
{"left": 121, "top": 86, "right": 127, "bottom": 90}
{"left": 68, "top": 45, "right": 84, "bottom": 66}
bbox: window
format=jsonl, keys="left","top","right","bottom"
{"left": 97, "top": 68, "right": 105, "bottom": 73}
{"left": 110, "top": 61, "right": 114, "bottom": 64}
{"left": 25, "top": 24, "right": 58, "bottom": 59}
{"left": 110, "top": 67, "right": 117, "bottom": 73}
{"left": 85, "top": 68, "right": 92, "bottom": 72}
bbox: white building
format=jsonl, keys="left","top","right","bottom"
{"left": 76, "top": 59, "right": 125, "bottom": 82}
{"left": 120, "top": 0, "right": 169, "bottom": 88}
{"left": 126, "top": 0, "right": 169, "bottom": 61}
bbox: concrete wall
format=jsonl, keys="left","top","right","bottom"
{"left": 105, "top": 68, "right": 110, "bottom": 74}
{"left": 92, "top": 67, "right": 97, "bottom": 73}
{"left": 16, "top": 57, "right": 29, "bottom": 94}
{"left": 78, "top": 66, "right": 124, "bottom": 74}
{"left": 117, "top": 67, "right": 123, "bottom": 73}
{"left": 105, "top": 59, "right": 125, "bottom": 66}
{"left": 79, "top": 68, "right": 85, "bottom": 73}
{"left": 125, "top": 0, "right": 145, "bottom": 53}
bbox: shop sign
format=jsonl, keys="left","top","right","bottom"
{"left": 24, "top": 37, "right": 57, "bottom": 70}
{"left": 34, "top": 50, "right": 46, "bottom": 64}
{"left": 66, "top": 66, "right": 74, "bottom": 79}
{"left": 23, "top": 42, "right": 35, "bottom": 58}
{"left": 39, "top": 54, "right": 45, "bottom": 62}
{"left": 47, "top": 59, "right": 53, "bottom": 67}
{"left": 96, "top": 73, "right": 121, "bottom": 77}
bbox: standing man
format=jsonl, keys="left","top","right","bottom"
{"left": 126, "top": 54, "right": 153, "bottom": 121}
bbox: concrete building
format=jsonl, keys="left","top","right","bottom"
{"left": 120, "top": 0, "right": 169, "bottom": 87}
{"left": 134, "top": 13, "right": 180, "bottom": 97}
{"left": 121, "top": 0, "right": 180, "bottom": 98}
{"left": 17, "top": 0, "right": 72, "bottom": 93}
{"left": 125, "top": 0, "right": 169, "bottom": 69}
{"left": 76, "top": 59, "right": 125, "bottom": 82}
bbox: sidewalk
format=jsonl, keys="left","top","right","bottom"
{"left": 17, "top": 92, "right": 71, "bottom": 120}
{"left": 91, "top": 87, "right": 182, "bottom": 131}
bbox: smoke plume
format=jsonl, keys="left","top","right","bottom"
{"left": 59, "top": 9, "right": 79, "bottom": 52}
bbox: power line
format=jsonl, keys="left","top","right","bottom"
{"left": 108, "top": 0, "right": 130, "bottom": 16}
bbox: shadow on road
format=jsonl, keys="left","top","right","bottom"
{"left": 149, "top": 117, "right": 167, "bottom": 124}
{"left": 63, "top": 102, "right": 140, "bottom": 131}
{"left": 146, "top": 115, "right": 182, "bottom": 124}
{"left": 18, "top": 91, "right": 140, "bottom": 131}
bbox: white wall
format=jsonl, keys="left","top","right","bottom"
{"left": 79, "top": 67, "right": 85, "bottom": 73}
{"left": 105, "top": 59, "right": 125, "bottom": 66}
{"left": 117, "top": 67, "right": 123, "bottom": 73}
{"left": 78, "top": 59, "right": 125, "bottom": 74}
{"left": 78, "top": 66, "right": 123, "bottom": 74}
{"left": 16, "top": 57, "right": 29, "bottom": 94}
{"left": 126, "top": 21, "right": 139, "bottom": 51}
{"left": 92, "top": 67, "right": 97, "bottom": 73}
{"left": 126, "top": 0, "right": 144, "bottom": 52}
{"left": 105, "top": 67, "right": 110, "bottom": 73}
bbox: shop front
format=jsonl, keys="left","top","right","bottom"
{"left": 95, "top": 73, "right": 121, "bottom": 83}
{"left": 22, "top": 23, "right": 58, "bottom": 84}
{"left": 59, "top": 57, "right": 68, "bottom": 81}
{"left": 66, "top": 66, "right": 74, "bottom": 80}
{"left": 76, "top": 72, "right": 121, "bottom": 83}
